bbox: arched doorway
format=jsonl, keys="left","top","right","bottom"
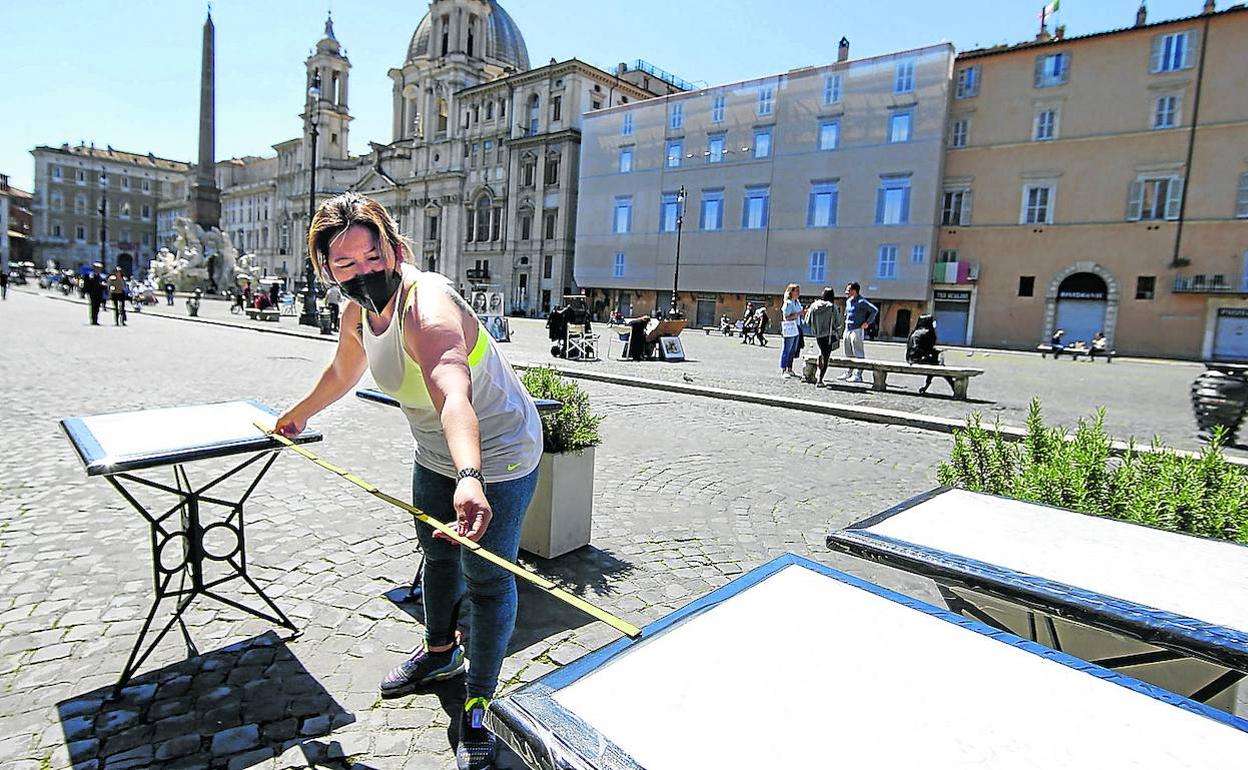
{"left": 1053, "top": 272, "right": 1108, "bottom": 347}
{"left": 116, "top": 253, "right": 134, "bottom": 277}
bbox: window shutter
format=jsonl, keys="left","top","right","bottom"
{"left": 1127, "top": 181, "right": 1144, "bottom": 221}
{"left": 1182, "top": 30, "right": 1197, "bottom": 70}
{"left": 900, "top": 188, "right": 911, "bottom": 224}
{"left": 1058, "top": 53, "right": 1070, "bottom": 84}
{"left": 1034, "top": 56, "right": 1045, "bottom": 87}
{"left": 829, "top": 190, "right": 838, "bottom": 226}
{"left": 1150, "top": 35, "right": 1163, "bottom": 73}
{"left": 742, "top": 197, "right": 750, "bottom": 229}
{"left": 1165, "top": 176, "right": 1184, "bottom": 220}
{"left": 960, "top": 191, "right": 973, "bottom": 226}
{"left": 1237, "top": 172, "right": 1248, "bottom": 217}
{"left": 875, "top": 188, "right": 886, "bottom": 224}
{"left": 806, "top": 192, "right": 816, "bottom": 227}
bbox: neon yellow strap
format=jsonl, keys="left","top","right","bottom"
{"left": 256, "top": 423, "right": 642, "bottom": 639}
{"left": 465, "top": 696, "right": 490, "bottom": 713}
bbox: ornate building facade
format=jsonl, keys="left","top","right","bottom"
{"left": 170, "top": 1, "right": 679, "bottom": 313}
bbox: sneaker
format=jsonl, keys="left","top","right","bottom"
{"left": 850, "top": 375, "right": 865, "bottom": 383}
{"left": 456, "top": 697, "right": 497, "bottom": 770}
{"left": 836, "top": 372, "right": 851, "bottom": 381}
{"left": 379, "top": 644, "right": 466, "bottom": 698}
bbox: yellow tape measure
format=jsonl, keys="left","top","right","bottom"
{"left": 255, "top": 422, "right": 642, "bottom": 639}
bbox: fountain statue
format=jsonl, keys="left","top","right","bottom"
{"left": 148, "top": 217, "right": 254, "bottom": 293}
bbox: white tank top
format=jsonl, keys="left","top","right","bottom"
{"left": 360, "top": 265, "right": 543, "bottom": 482}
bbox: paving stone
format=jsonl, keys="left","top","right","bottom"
{"left": 210, "top": 723, "right": 260, "bottom": 755}
{"left": 154, "top": 734, "right": 202, "bottom": 761}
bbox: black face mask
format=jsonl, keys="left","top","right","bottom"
{"left": 339, "top": 270, "right": 401, "bottom": 313}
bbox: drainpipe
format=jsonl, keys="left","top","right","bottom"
{"left": 1171, "top": 14, "right": 1211, "bottom": 268}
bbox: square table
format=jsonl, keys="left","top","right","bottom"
{"left": 60, "top": 400, "right": 322, "bottom": 692}
{"left": 828, "top": 487, "right": 1248, "bottom": 716}
{"left": 488, "top": 553, "right": 1248, "bottom": 770}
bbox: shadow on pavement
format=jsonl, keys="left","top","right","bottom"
{"left": 55, "top": 631, "right": 354, "bottom": 770}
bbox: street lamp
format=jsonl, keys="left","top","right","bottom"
{"left": 98, "top": 169, "right": 108, "bottom": 269}
{"left": 669, "top": 185, "right": 686, "bottom": 319}
{"left": 301, "top": 70, "right": 322, "bottom": 327}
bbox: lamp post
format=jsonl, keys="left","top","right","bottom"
{"left": 98, "top": 169, "right": 108, "bottom": 269}
{"left": 669, "top": 184, "right": 686, "bottom": 319}
{"left": 300, "top": 70, "right": 322, "bottom": 327}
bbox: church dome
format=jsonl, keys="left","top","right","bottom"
{"left": 406, "top": 1, "right": 530, "bottom": 72}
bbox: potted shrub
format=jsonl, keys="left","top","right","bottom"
{"left": 519, "top": 367, "right": 603, "bottom": 558}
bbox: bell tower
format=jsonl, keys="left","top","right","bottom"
{"left": 304, "top": 12, "right": 352, "bottom": 162}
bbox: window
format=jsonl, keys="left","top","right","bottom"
{"left": 76, "top": 224, "right": 86, "bottom": 241}
{"left": 74, "top": 194, "right": 85, "bottom": 214}
{"left": 711, "top": 95, "right": 726, "bottom": 123}
{"left": 619, "top": 147, "right": 633, "bottom": 174}
{"left": 528, "top": 95, "right": 540, "bottom": 134}
{"left": 622, "top": 113, "right": 633, "bottom": 136}
{"left": 818, "top": 119, "right": 840, "bottom": 151}
{"left": 823, "top": 73, "right": 842, "bottom": 105}
{"left": 99, "top": 173, "right": 108, "bottom": 187}
{"left": 429, "top": 212, "right": 442, "bottom": 240}
{"left": 545, "top": 152, "right": 561, "bottom": 186}
{"left": 52, "top": 222, "right": 63, "bottom": 238}
{"left": 1021, "top": 184, "right": 1055, "bottom": 224}
{"left": 877, "top": 245, "right": 899, "bottom": 279}
{"left": 955, "top": 66, "right": 980, "bottom": 99}
{"left": 1136, "top": 276, "right": 1156, "bottom": 300}
{"left": 950, "top": 118, "right": 969, "bottom": 148}
{"left": 613, "top": 196, "right": 633, "bottom": 234}
{"left": 876, "top": 176, "right": 911, "bottom": 225}
{"left": 52, "top": 166, "right": 62, "bottom": 180}
{"left": 660, "top": 193, "right": 680, "bottom": 232}
{"left": 1018, "top": 276, "right": 1035, "bottom": 297}
{"left": 543, "top": 253, "right": 553, "bottom": 279}
{"left": 742, "top": 186, "right": 769, "bottom": 230}
{"left": 669, "top": 102, "right": 683, "bottom": 129}
{"left": 807, "top": 181, "right": 839, "bottom": 228}
{"left": 757, "top": 85, "right": 774, "bottom": 116}
{"left": 485, "top": 101, "right": 493, "bottom": 120}
{"left": 911, "top": 244, "right": 927, "bottom": 264}
{"left": 888, "top": 110, "right": 912, "bottom": 143}
{"left": 551, "top": 96, "right": 562, "bottom": 122}
{"left": 613, "top": 252, "right": 626, "bottom": 278}
{"left": 1152, "top": 31, "right": 1194, "bottom": 73}
{"left": 1237, "top": 172, "right": 1248, "bottom": 218}
{"left": 521, "top": 156, "right": 536, "bottom": 187}
{"left": 809, "top": 250, "right": 827, "bottom": 282}
{"left": 142, "top": 179, "right": 149, "bottom": 192}
{"left": 76, "top": 169, "right": 85, "bottom": 184}
{"left": 1128, "top": 176, "right": 1183, "bottom": 221}
{"left": 1034, "top": 52, "right": 1070, "bottom": 87}
{"left": 1153, "top": 95, "right": 1179, "bottom": 129}
{"left": 120, "top": 176, "right": 129, "bottom": 190}
{"left": 1034, "top": 108, "right": 1058, "bottom": 141}
{"left": 707, "top": 135, "right": 725, "bottom": 163}
{"left": 518, "top": 212, "right": 531, "bottom": 240}
{"left": 592, "top": 99, "right": 602, "bottom": 110}
{"left": 666, "top": 140, "right": 683, "bottom": 168}
{"left": 51, "top": 192, "right": 63, "bottom": 211}
{"left": 120, "top": 201, "right": 131, "bottom": 219}
{"left": 894, "top": 59, "right": 915, "bottom": 93}
{"left": 942, "top": 189, "right": 973, "bottom": 226}
{"left": 700, "top": 190, "right": 724, "bottom": 231}
{"left": 742, "top": 129, "right": 768, "bottom": 161}
{"left": 543, "top": 210, "right": 558, "bottom": 240}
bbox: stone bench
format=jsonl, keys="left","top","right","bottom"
{"left": 1037, "top": 344, "right": 1115, "bottom": 362}
{"left": 805, "top": 355, "right": 984, "bottom": 400}
{"left": 703, "top": 325, "right": 741, "bottom": 336}
{"left": 245, "top": 308, "right": 281, "bottom": 322}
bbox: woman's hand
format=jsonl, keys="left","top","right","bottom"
{"left": 273, "top": 408, "right": 306, "bottom": 438}
{"left": 437, "top": 478, "right": 493, "bottom": 543}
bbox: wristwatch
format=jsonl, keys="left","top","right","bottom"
{"left": 457, "top": 467, "right": 486, "bottom": 486}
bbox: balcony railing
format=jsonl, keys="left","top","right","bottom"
{"left": 1173, "top": 274, "right": 1248, "bottom": 294}
{"left": 931, "top": 261, "right": 979, "bottom": 285}
{"left": 466, "top": 268, "right": 491, "bottom": 282}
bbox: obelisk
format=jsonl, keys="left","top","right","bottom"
{"left": 190, "top": 9, "right": 221, "bottom": 229}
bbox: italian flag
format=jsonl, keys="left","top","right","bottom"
{"left": 1041, "top": 0, "right": 1060, "bottom": 21}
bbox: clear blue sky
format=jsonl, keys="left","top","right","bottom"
{"left": 1, "top": 0, "right": 1208, "bottom": 192}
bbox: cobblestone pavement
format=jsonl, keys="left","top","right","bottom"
{"left": 27, "top": 286, "right": 1223, "bottom": 456}
{"left": 0, "top": 290, "right": 947, "bottom": 769}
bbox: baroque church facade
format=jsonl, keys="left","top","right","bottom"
{"left": 172, "top": 0, "right": 680, "bottom": 314}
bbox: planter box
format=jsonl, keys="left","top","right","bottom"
{"left": 520, "top": 447, "right": 594, "bottom": 559}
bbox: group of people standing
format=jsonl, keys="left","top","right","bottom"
{"left": 81, "top": 262, "right": 131, "bottom": 326}
{"left": 776, "top": 281, "right": 879, "bottom": 383}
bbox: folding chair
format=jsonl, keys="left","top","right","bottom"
{"left": 608, "top": 325, "right": 633, "bottom": 360}
{"left": 566, "top": 328, "right": 600, "bottom": 361}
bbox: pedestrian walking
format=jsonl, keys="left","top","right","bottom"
{"left": 269, "top": 281, "right": 280, "bottom": 309}
{"left": 107, "top": 267, "right": 128, "bottom": 326}
{"left": 0, "top": 269, "right": 8, "bottom": 301}
{"left": 805, "top": 287, "right": 844, "bottom": 386}
{"left": 275, "top": 193, "right": 542, "bottom": 770}
{"left": 838, "top": 281, "right": 878, "bottom": 383}
{"left": 779, "top": 283, "right": 803, "bottom": 378}
{"left": 740, "top": 304, "right": 755, "bottom": 344}
{"left": 83, "top": 263, "right": 106, "bottom": 325}
{"left": 755, "top": 305, "right": 770, "bottom": 346}
{"left": 164, "top": 280, "right": 176, "bottom": 305}
{"left": 906, "top": 315, "right": 954, "bottom": 394}
{"left": 325, "top": 283, "right": 342, "bottom": 332}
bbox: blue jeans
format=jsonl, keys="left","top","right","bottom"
{"left": 412, "top": 461, "right": 538, "bottom": 698}
{"left": 780, "top": 335, "right": 801, "bottom": 370}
